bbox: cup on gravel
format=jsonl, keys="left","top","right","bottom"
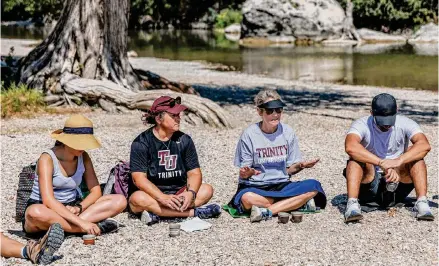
{"left": 82, "top": 234, "right": 96, "bottom": 245}
{"left": 278, "top": 212, "right": 290, "bottom": 224}
{"left": 169, "top": 224, "right": 181, "bottom": 237}
{"left": 291, "top": 212, "right": 303, "bottom": 223}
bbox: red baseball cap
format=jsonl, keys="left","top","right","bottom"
{"left": 150, "top": 96, "right": 187, "bottom": 114}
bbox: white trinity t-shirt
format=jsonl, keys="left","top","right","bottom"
{"left": 347, "top": 115, "right": 422, "bottom": 160}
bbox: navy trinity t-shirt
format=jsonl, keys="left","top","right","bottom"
{"left": 130, "top": 128, "right": 200, "bottom": 192}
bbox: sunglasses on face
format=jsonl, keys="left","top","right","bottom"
{"left": 263, "top": 108, "right": 283, "bottom": 115}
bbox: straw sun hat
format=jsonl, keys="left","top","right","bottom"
{"left": 51, "top": 114, "right": 101, "bottom": 150}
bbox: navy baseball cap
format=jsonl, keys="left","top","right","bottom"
{"left": 372, "top": 93, "right": 397, "bottom": 126}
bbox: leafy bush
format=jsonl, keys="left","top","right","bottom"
{"left": 1, "top": 83, "right": 47, "bottom": 118}
{"left": 339, "top": 0, "right": 438, "bottom": 31}
{"left": 2, "top": 0, "right": 63, "bottom": 22}
{"left": 214, "top": 8, "right": 242, "bottom": 29}
{"left": 129, "top": 0, "right": 244, "bottom": 28}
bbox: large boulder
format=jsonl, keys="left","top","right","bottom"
{"left": 241, "top": 0, "right": 346, "bottom": 42}
{"left": 411, "top": 44, "right": 438, "bottom": 56}
{"left": 408, "top": 23, "right": 438, "bottom": 43}
{"left": 357, "top": 28, "right": 407, "bottom": 43}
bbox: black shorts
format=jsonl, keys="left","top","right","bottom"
{"left": 343, "top": 164, "right": 414, "bottom": 207}
{"left": 22, "top": 198, "right": 82, "bottom": 232}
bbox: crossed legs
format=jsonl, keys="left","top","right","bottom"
{"left": 128, "top": 184, "right": 213, "bottom": 217}
{"left": 24, "top": 194, "right": 127, "bottom": 234}
{"left": 240, "top": 191, "right": 317, "bottom": 215}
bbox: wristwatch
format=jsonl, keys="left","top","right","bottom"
{"left": 188, "top": 189, "right": 197, "bottom": 201}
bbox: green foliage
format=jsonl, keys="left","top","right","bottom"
{"left": 2, "top": 0, "right": 63, "bottom": 21}
{"left": 212, "top": 31, "right": 240, "bottom": 49}
{"left": 2, "top": 0, "right": 245, "bottom": 29}
{"left": 130, "top": 0, "right": 238, "bottom": 28}
{"left": 1, "top": 83, "right": 47, "bottom": 118}
{"left": 339, "top": 0, "right": 438, "bottom": 30}
{"left": 2, "top": 0, "right": 435, "bottom": 31}
{"left": 214, "top": 8, "right": 242, "bottom": 29}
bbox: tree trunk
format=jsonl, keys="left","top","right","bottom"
{"left": 17, "top": 0, "right": 233, "bottom": 128}
{"left": 19, "top": 0, "right": 141, "bottom": 91}
{"left": 341, "top": 0, "right": 362, "bottom": 42}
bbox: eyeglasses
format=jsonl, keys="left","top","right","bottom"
{"left": 264, "top": 108, "right": 283, "bottom": 115}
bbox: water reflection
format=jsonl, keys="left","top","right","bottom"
{"left": 242, "top": 47, "right": 354, "bottom": 84}
{"left": 1, "top": 27, "right": 437, "bottom": 90}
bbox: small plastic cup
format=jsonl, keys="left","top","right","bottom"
{"left": 169, "top": 224, "right": 181, "bottom": 237}
{"left": 278, "top": 212, "right": 290, "bottom": 224}
{"left": 82, "top": 234, "right": 96, "bottom": 245}
{"left": 291, "top": 212, "right": 303, "bottom": 223}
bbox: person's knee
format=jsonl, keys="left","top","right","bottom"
{"left": 346, "top": 159, "right": 374, "bottom": 183}
{"left": 129, "top": 191, "right": 155, "bottom": 209}
{"left": 308, "top": 190, "right": 318, "bottom": 197}
{"left": 399, "top": 159, "right": 426, "bottom": 181}
{"left": 111, "top": 194, "right": 127, "bottom": 212}
{"left": 198, "top": 184, "right": 214, "bottom": 200}
{"left": 305, "top": 191, "right": 318, "bottom": 199}
{"left": 406, "top": 158, "right": 426, "bottom": 170}
{"left": 241, "top": 192, "right": 258, "bottom": 206}
{"left": 26, "top": 205, "right": 47, "bottom": 223}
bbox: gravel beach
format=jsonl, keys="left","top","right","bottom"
{"left": 1, "top": 39, "right": 438, "bottom": 265}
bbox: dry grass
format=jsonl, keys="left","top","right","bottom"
{"left": 1, "top": 83, "right": 92, "bottom": 119}
{"left": 1, "top": 83, "right": 47, "bottom": 118}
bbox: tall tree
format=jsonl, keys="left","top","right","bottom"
{"left": 17, "top": 0, "right": 232, "bottom": 128}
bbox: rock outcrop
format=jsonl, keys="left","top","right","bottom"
{"left": 357, "top": 28, "right": 407, "bottom": 43}
{"left": 241, "top": 0, "right": 346, "bottom": 42}
{"left": 408, "top": 23, "right": 438, "bottom": 43}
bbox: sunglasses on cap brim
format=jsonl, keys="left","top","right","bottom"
{"left": 159, "top": 96, "right": 181, "bottom": 108}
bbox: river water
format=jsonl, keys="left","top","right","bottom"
{"left": 2, "top": 27, "right": 437, "bottom": 91}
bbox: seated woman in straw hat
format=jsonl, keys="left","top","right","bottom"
{"left": 23, "top": 114, "right": 127, "bottom": 236}
{"left": 228, "top": 89, "right": 327, "bottom": 222}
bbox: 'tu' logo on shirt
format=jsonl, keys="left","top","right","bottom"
{"left": 158, "top": 150, "right": 177, "bottom": 170}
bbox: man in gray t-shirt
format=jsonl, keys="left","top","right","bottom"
{"left": 344, "top": 93, "right": 433, "bottom": 222}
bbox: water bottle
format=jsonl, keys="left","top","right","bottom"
{"left": 377, "top": 169, "right": 398, "bottom": 192}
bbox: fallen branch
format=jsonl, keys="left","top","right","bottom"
{"left": 58, "top": 75, "right": 234, "bottom": 128}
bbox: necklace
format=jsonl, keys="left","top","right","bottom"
{"left": 154, "top": 128, "right": 172, "bottom": 150}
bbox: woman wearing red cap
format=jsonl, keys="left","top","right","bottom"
{"left": 23, "top": 114, "right": 127, "bottom": 236}
{"left": 128, "top": 96, "right": 221, "bottom": 225}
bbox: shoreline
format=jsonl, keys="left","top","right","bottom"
{"left": 1, "top": 38, "right": 438, "bottom": 93}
